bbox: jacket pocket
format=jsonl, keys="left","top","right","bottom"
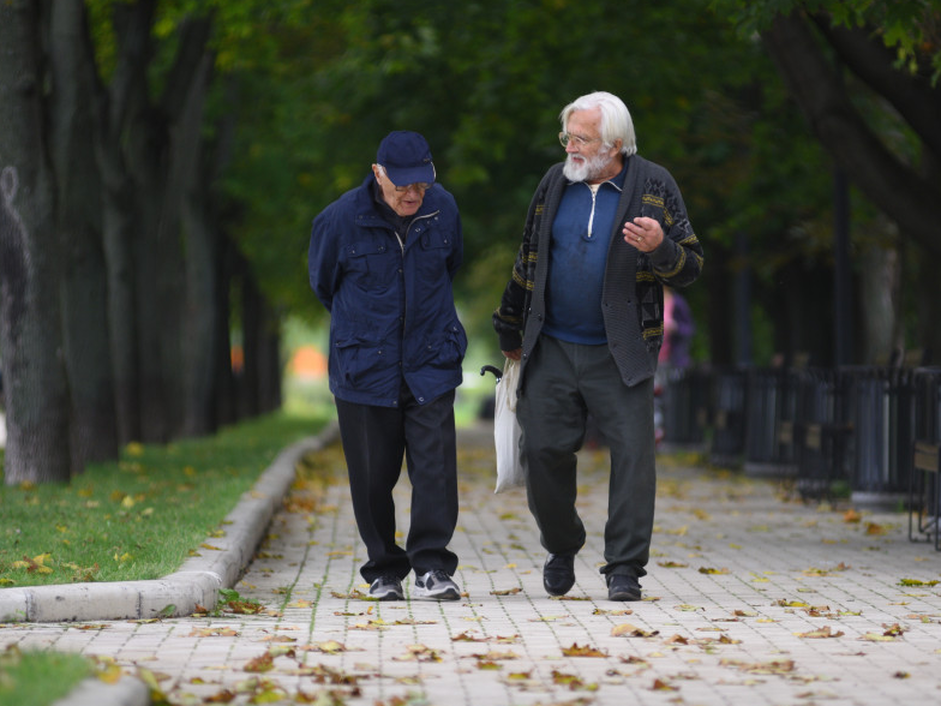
{"left": 333, "top": 335, "right": 388, "bottom": 386}
{"left": 345, "top": 239, "right": 397, "bottom": 289}
{"left": 415, "top": 322, "right": 467, "bottom": 370}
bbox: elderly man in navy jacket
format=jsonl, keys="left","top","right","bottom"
{"left": 309, "top": 131, "right": 466, "bottom": 601}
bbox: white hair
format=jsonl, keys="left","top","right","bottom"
{"left": 560, "top": 91, "right": 637, "bottom": 156}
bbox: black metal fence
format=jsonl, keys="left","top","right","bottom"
{"left": 661, "top": 364, "right": 941, "bottom": 547}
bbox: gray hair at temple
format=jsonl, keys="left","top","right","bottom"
{"left": 560, "top": 91, "right": 637, "bottom": 157}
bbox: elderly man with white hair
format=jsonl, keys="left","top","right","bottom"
{"left": 493, "top": 91, "right": 704, "bottom": 601}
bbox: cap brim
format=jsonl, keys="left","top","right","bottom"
{"left": 384, "top": 164, "right": 435, "bottom": 186}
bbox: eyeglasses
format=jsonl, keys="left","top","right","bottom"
{"left": 393, "top": 182, "right": 433, "bottom": 193}
{"left": 559, "top": 131, "right": 602, "bottom": 148}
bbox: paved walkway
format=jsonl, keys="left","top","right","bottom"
{"left": 3, "top": 421, "right": 941, "bottom": 706}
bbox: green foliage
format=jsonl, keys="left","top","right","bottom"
{"left": 0, "top": 412, "right": 327, "bottom": 587}
{"left": 221, "top": 0, "right": 817, "bottom": 347}
{"left": 0, "top": 646, "right": 92, "bottom": 706}
{"left": 81, "top": 0, "right": 938, "bottom": 364}
{"left": 712, "top": 0, "right": 941, "bottom": 82}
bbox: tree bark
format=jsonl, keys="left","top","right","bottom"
{"left": 49, "top": 0, "right": 119, "bottom": 467}
{"left": 97, "top": 0, "right": 157, "bottom": 445}
{"left": 0, "top": 0, "right": 73, "bottom": 483}
{"left": 761, "top": 13, "right": 941, "bottom": 258}
{"left": 178, "top": 48, "right": 220, "bottom": 437}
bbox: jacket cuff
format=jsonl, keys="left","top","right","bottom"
{"left": 498, "top": 330, "right": 522, "bottom": 353}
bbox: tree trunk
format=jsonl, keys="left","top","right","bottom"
{"left": 214, "top": 238, "right": 238, "bottom": 427}
{"left": 857, "top": 221, "right": 901, "bottom": 365}
{"left": 97, "top": 0, "right": 158, "bottom": 445}
{"left": 49, "top": 0, "right": 119, "bottom": 467}
{"left": 0, "top": 0, "right": 73, "bottom": 483}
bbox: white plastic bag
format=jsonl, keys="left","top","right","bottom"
{"left": 493, "top": 357, "right": 526, "bottom": 493}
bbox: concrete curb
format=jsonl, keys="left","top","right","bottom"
{"left": 50, "top": 676, "right": 150, "bottom": 706}
{"left": 0, "top": 421, "right": 340, "bottom": 624}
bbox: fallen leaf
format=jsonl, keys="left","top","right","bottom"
{"left": 468, "top": 650, "right": 519, "bottom": 661}
{"left": 795, "top": 626, "right": 844, "bottom": 639}
{"left": 189, "top": 627, "right": 240, "bottom": 638}
{"left": 244, "top": 652, "right": 275, "bottom": 673}
{"left": 551, "top": 670, "right": 599, "bottom": 691}
{"left": 720, "top": 658, "right": 796, "bottom": 675}
{"left": 650, "top": 678, "right": 679, "bottom": 691}
{"left": 611, "top": 623, "right": 659, "bottom": 638}
{"left": 392, "top": 644, "right": 442, "bottom": 662}
{"left": 452, "top": 631, "right": 487, "bottom": 642}
{"left": 561, "top": 643, "right": 607, "bottom": 657}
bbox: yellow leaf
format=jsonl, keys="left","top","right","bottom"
{"left": 611, "top": 623, "right": 658, "bottom": 638}
{"left": 795, "top": 626, "right": 844, "bottom": 639}
{"left": 561, "top": 643, "right": 608, "bottom": 657}
{"left": 125, "top": 442, "right": 145, "bottom": 456}
{"left": 95, "top": 661, "right": 124, "bottom": 685}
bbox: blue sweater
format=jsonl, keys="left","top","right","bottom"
{"left": 543, "top": 168, "right": 626, "bottom": 344}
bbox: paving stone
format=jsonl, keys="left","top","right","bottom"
{"left": 3, "top": 421, "right": 941, "bottom": 705}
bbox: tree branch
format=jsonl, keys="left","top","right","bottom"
{"left": 760, "top": 12, "right": 941, "bottom": 256}
{"left": 811, "top": 14, "right": 941, "bottom": 163}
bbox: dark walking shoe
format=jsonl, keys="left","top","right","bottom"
{"left": 607, "top": 574, "right": 642, "bottom": 602}
{"left": 368, "top": 574, "right": 404, "bottom": 601}
{"left": 543, "top": 553, "right": 576, "bottom": 596}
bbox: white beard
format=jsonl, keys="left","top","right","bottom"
{"left": 563, "top": 150, "right": 615, "bottom": 183}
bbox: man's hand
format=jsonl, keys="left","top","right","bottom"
{"left": 623, "top": 216, "right": 664, "bottom": 252}
{"left": 503, "top": 348, "right": 522, "bottom": 361}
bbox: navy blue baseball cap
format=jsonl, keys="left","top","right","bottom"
{"left": 376, "top": 131, "right": 436, "bottom": 186}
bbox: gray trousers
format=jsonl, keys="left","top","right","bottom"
{"left": 518, "top": 335, "right": 656, "bottom": 578}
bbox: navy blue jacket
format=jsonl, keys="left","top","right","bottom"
{"left": 309, "top": 174, "right": 466, "bottom": 407}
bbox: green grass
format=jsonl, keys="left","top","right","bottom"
{"left": 0, "top": 411, "right": 328, "bottom": 588}
{"left": 0, "top": 646, "right": 93, "bottom": 706}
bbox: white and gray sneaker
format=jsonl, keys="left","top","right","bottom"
{"left": 413, "top": 569, "right": 461, "bottom": 600}
{"left": 368, "top": 574, "right": 404, "bottom": 601}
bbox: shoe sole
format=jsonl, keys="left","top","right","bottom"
{"left": 609, "top": 590, "right": 641, "bottom": 602}
{"left": 370, "top": 591, "right": 403, "bottom": 601}
{"left": 543, "top": 574, "right": 575, "bottom": 596}
{"left": 412, "top": 587, "right": 461, "bottom": 601}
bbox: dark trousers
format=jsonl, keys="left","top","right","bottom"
{"left": 517, "top": 336, "right": 656, "bottom": 578}
{"left": 335, "top": 387, "right": 459, "bottom": 583}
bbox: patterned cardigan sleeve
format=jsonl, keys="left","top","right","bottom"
{"left": 492, "top": 170, "right": 553, "bottom": 352}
